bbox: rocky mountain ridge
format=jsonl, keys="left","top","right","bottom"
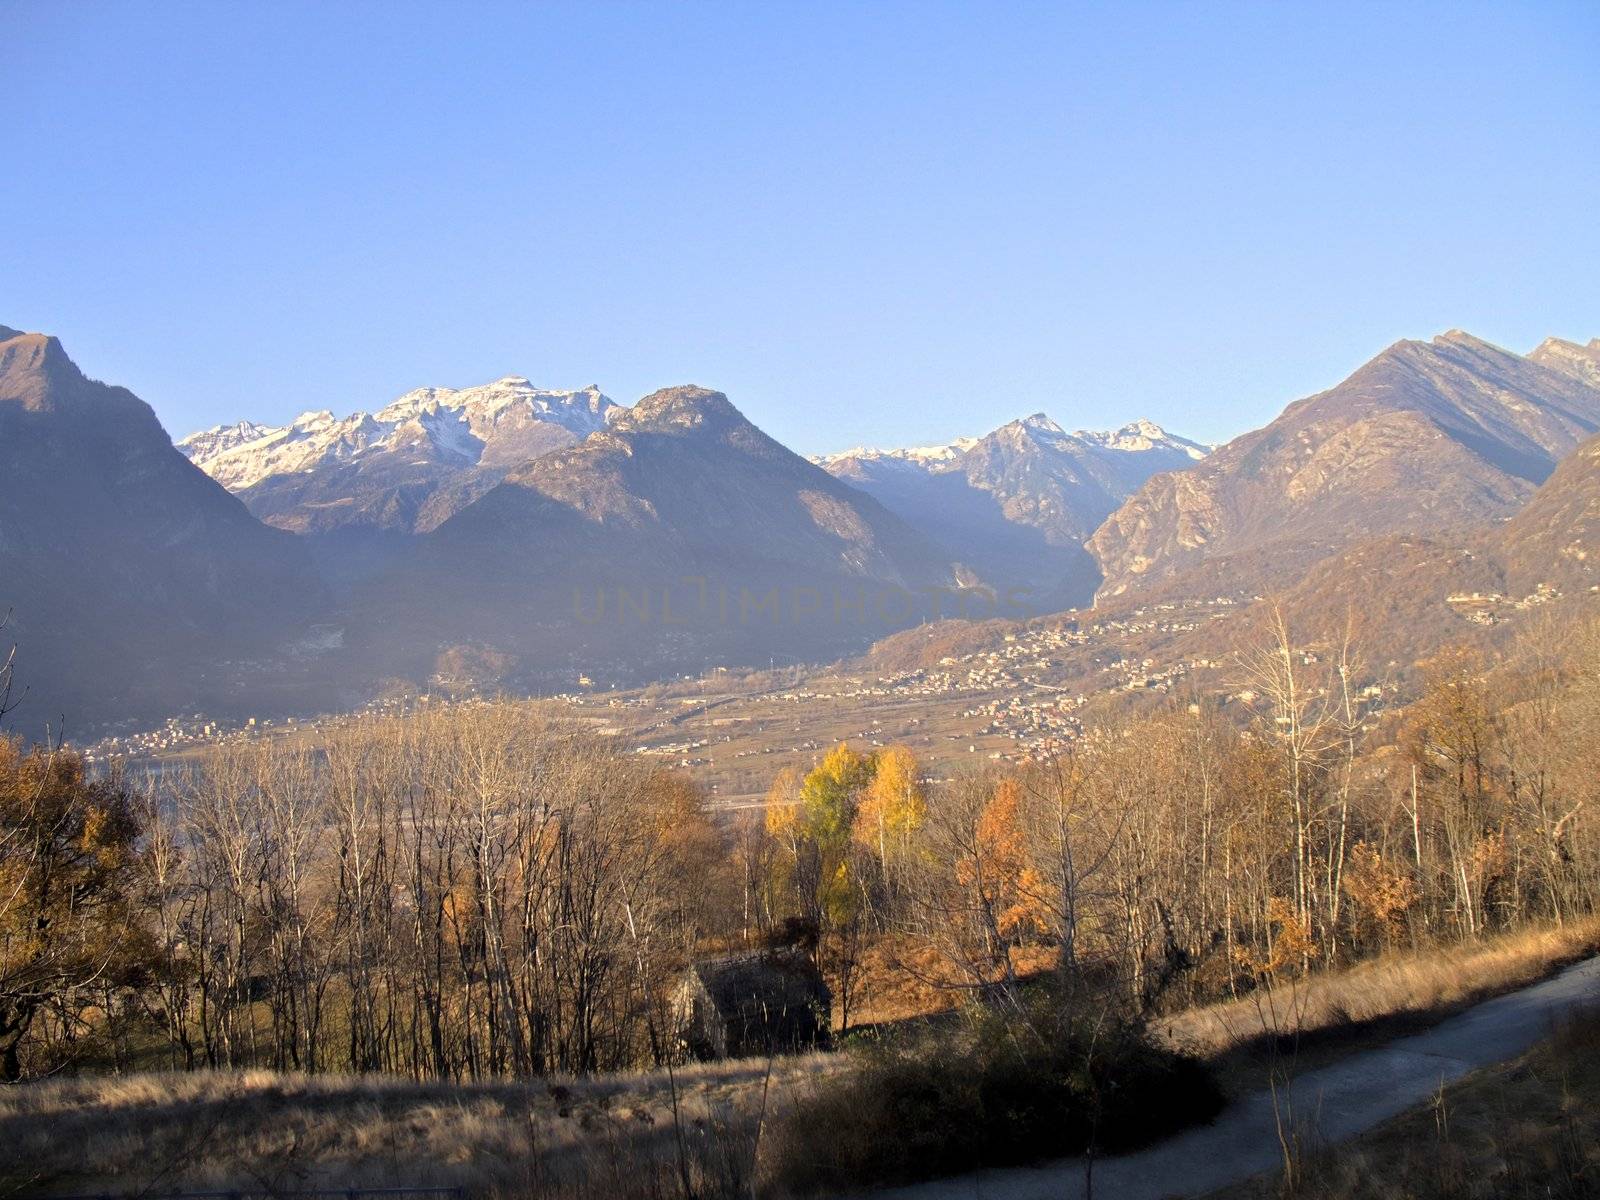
{"left": 349, "top": 384, "right": 969, "bottom": 689}
{"left": 10, "top": 318, "right": 1600, "bottom": 729}
{"left": 1088, "top": 331, "right": 1600, "bottom": 602}
{"left": 817, "top": 414, "right": 1208, "bottom": 607}
{"left": 179, "top": 377, "right": 615, "bottom": 534}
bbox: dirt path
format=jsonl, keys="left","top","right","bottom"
{"left": 869, "top": 954, "right": 1600, "bottom": 1200}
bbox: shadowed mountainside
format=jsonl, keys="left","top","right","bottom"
{"left": 344, "top": 385, "right": 973, "bottom": 689}
{"left": 0, "top": 326, "right": 324, "bottom": 731}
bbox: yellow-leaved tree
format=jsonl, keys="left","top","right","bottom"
{"left": 796, "top": 744, "right": 875, "bottom": 1031}
{"left": 800, "top": 743, "right": 873, "bottom": 860}
{"left": 762, "top": 766, "right": 806, "bottom": 919}
{"left": 853, "top": 744, "right": 926, "bottom": 881}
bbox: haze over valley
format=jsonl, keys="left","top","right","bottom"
{"left": 8, "top": 7, "right": 1600, "bottom": 1198}
{"left": 5, "top": 322, "right": 1597, "bottom": 766}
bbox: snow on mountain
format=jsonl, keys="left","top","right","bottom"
{"left": 815, "top": 413, "right": 1209, "bottom": 608}
{"left": 1076, "top": 418, "right": 1210, "bottom": 459}
{"left": 177, "top": 418, "right": 277, "bottom": 464}
{"left": 812, "top": 435, "right": 981, "bottom": 470}
{"left": 181, "top": 377, "right": 613, "bottom": 491}
{"left": 815, "top": 416, "right": 1205, "bottom": 477}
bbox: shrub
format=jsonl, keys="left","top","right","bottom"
{"left": 767, "top": 990, "right": 1224, "bottom": 1193}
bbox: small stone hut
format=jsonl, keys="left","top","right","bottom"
{"left": 672, "top": 948, "right": 832, "bottom": 1060}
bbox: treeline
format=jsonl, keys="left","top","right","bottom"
{"left": 751, "top": 611, "right": 1600, "bottom": 1026}
{"left": 2, "top": 612, "right": 1598, "bottom": 1082}
{"left": 1, "top": 710, "right": 730, "bottom": 1081}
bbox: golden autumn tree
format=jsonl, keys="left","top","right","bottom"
{"left": 794, "top": 745, "right": 875, "bottom": 1030}
{"left": 764, "top": 765, "right": 804, "bottom": 846}
{"left": 976, "top": 776, "right": 1048, "bottom": 943}
{"left": 1341, "top": 841, "right": 1420, "bottom": 950}
{"left": 759, "top": 748, "right": 874, "bottom": 939}
{"left": 762, "top": 765, "right": 806, "bottom": 921}
{"left": 854, "top": 743, "right": 926, "bottom": 875}
{"left": 800, "top": 744, "right": 873, "bottom": 860}
{"left": 799, "top": 744, "right": 873, "bottom": 926}
{"left": 914, "top": 774, "right": 1051, "bottom": 992}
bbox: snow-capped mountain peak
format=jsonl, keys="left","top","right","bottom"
{"left": 812, "top": 435, "right": 981, "bottom": 470}
{"left": 177, "top": 419, "right": 275, "bottom": 461}
{"left": 180, "top": 380, "right": 617, "bottom": 502}
{"left": 813, "top": 410, "right": 1210, "bottom": 607}
{"left": 817, "top": 413, "right": 1207, "bottom": 473}
{"left": 1076, "top": 418, "right": 1209, "bottom": 459}
{"left": 1017, "top": 412, "right": 1066, "bottom": 435}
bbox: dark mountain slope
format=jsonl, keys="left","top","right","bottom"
{"left": 0, "top": 326, "right": 324, "bottom": 731}
{"left": 351, "top": 386, "right": 967, "bottom": 687}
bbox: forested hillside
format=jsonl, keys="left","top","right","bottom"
{"left": 6, "top": 604, "right": 1599, "bottom": 1085}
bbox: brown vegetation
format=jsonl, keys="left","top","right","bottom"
{"left": 5, "top": 923, "right": 1591, "bottom": 1199}
{"left": 1163, "top": 917, "right": 1600, "bottom": 1094}
{"left": 0, "top": 1055, "right": 832, "bottom": 1198}
{"left": 6, "top": 708, "right": 736, "bottom": 1082}
{"left": 4, "top": 607, "right": 1600, "bottom": 1195}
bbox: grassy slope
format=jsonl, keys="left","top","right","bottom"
{"left": 1159, "top": 919, "right": 1600, "bottom": 1099}
{"left": 0, "top": 1056, "right": 838, "bottom": 1199}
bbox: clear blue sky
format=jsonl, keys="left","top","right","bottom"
{"left": 6, "top": 2, "right": 1598, "bottom": 454}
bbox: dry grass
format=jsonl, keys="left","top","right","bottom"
{"left": 0, "top": 1055, "right": 840, "bottom": 1199}
{"left": 7, "top": 923, "right": 1596, "bottom": 1198}
{"left": 1210, "top": 1004, "right": 1600, "bottom": 1199}
{"left": 1158, "top": 919, "right": 1600, "bottom": 1094}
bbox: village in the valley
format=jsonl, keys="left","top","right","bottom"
{"left": 79, "top": 593, "right": 1371, "bottom": 802}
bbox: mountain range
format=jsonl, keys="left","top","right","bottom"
{"left": 817, "top": 416, "right": 1207, "bottom": 607}
{"left": 178, "top": 368, "right": 1211, "bottom": 615}
{"left": 179, "top": 378, "right": 616, "bottom": 535}
{"left": 351, "top": 385, "right": 967, "bottom": 689}
{"left": 3, "top": 320, "right": 1598, "bottom": 729}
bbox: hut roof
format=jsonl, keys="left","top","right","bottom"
{"left": 689, "top": 948, "right": 829, "bottom": 1019}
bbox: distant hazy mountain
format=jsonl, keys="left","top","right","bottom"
{"left": 19, "top": 317, "right": 1599, "bottom": 723}
{"left": 817, "top": 415, "right": 1207, "bottom": 607}
{"left": 180, "top": 378, "right": 615, "bottom": 535}
{"left": 1088, "top": 332, "right": 1600, "bottom": 602}
{"left": 0, "top": 326, "right": 323, "bottom": 730}
{"left": 350, "top": 386, "right": 969, "bottom": 687}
